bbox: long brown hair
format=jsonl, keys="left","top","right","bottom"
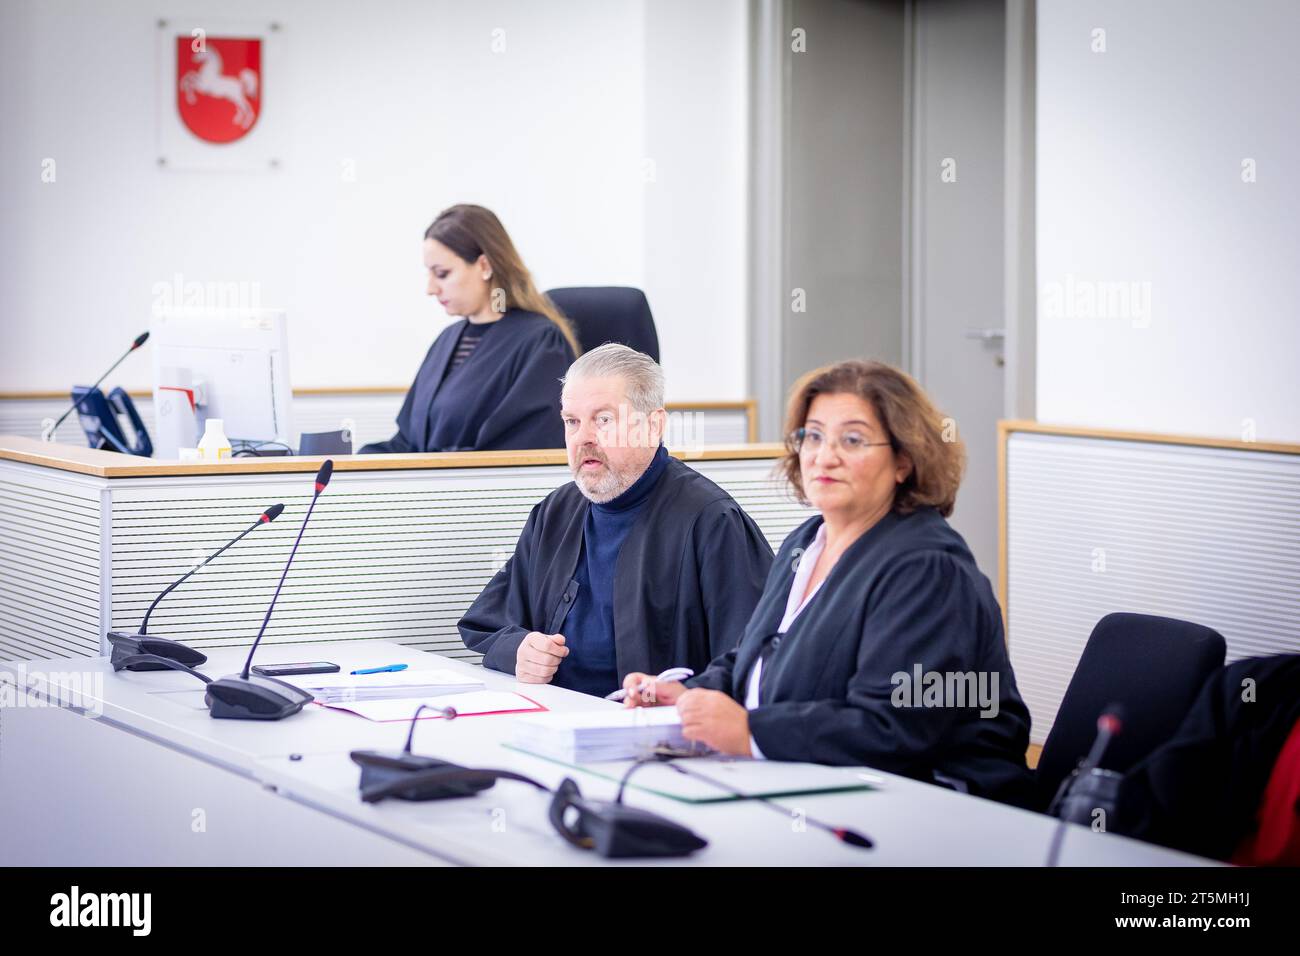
{"left": 424, "top": 204, "right": 581, "bottom": 356}
{"left": 779, "top": 359, "right": 966, "bottom": 516}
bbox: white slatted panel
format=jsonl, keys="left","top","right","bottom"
{"left": 107, "top": 459, "right": 812, "bottom": 663}
{"left": 692, "top": 459, "right": 813, "bottom": 549}
{"left": 1007, "top": 432, "right": 1300, "bottom": 744}
{"left": 1, "top": 396, "right": 751, "bottom": 451}
{"left": 109, "top": 469, "right": 568, "bottom": 663}
{"left": 0, "top": 398, "right": 68, "bottom": 441}
{"left": 0, "top": 468, "right": 103, "bottom": 662}
{"left": 664, "top": 409, "right": 750, "bottom": 446}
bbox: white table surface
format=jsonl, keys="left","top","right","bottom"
{"left": 2, "top": 640, "right": 1217, "bottom": 867}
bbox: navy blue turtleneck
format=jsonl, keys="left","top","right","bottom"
{"left": 554, "top": 444, "right": 671, "bottom": 696}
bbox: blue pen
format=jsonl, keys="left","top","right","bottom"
{"left": 351, "top": 663, "right": 408, "bottom": 675}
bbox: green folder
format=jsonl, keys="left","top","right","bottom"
{"left": 502, "top": 743, "right": 880, "bottom": 804}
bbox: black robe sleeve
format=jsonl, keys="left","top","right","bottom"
{"left": 462, "top": 324, "right": 572, "bottom": 451}
{"left": 456, "top": 501, "right": 543, "bottom": 672}
{"left": 686, "top": 531, "right": 788, "bottom": 691}
{"left": 359, "top": 314, "right": 571, "bottom": 455}
{"left": 746, "top": 550, "right": 1005, "bottom": 770}
{"left": 692, "top": 504, "right": 773, "bottom": 660}
{"left": 685, "top": 645, "right": 741, "bottom": 692}
{"left": 358, "top": 332, "right": 439, "bottom": 455}
{"left": 357, "top": 385, "right": 417, "bottom": 454}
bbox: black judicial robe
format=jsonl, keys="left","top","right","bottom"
{"left": 458, "top": 456, "right": 775, "bottom": 689}
{"left": 687, "top": 508, "right": 1035, "bottom": 806}
{"left": 359, "top": 309, "right": 574, "bottom": 454}
{"left": 1116, "top": 653, "right": 1300, "bottom": 861}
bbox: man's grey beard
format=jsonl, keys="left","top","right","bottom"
{"left": 572, "top": 448, "right": 640, "bottom": 504}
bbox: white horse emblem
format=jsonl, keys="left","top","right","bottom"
{"left": 180, "top": 48, "right": 259, "bottom": 129}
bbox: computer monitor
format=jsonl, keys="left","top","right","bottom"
{"left": 150, "top": 309, "right": 295, "bottom": 458}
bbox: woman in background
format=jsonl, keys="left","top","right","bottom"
{"left": 360, "top": 204, "right": 580, "bottom": 453}
{"left": 621, "top": 359, "right": 1035, "bottom": 807}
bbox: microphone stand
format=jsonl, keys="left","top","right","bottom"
{"left": 106, "top": 504, "right": 284, "bottom": 673}
{"left": 204, "top": 462, "right": 334, "bottom": 720}
{"left": 45, "top": 331, "right": 150, "bottom": 441}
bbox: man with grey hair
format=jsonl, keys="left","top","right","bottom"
{"left": 459, "top": 343, "right": 773, "bottom": 697}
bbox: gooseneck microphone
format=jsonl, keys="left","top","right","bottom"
{"left": 241, "top": 462, "right": 330, "bottom": 681}
{"left": 1046, "top": 704, "right": 1126, "bottom": 866}
{"left": 46, "top": 331, "right": 150, "bottom": 440}
{"left": 351, "top": 702, "right": 488, "bottom": 802}
{"left": 142, "top": 504, "right": 284, "bottom": 636}
{"left": 106, "top": 503, "right": 285, "bottom": 673}
{"left": 205, "top": 461, "right": 334, "bottom": 720}
{"left": 109, "top": 653, "right": 213, "bottom": 684}
{"left": 404, "top": 702, "right": 459, "bottom": 751}
{"left": 350, "top": 729, "right": 708, "bottom": 857}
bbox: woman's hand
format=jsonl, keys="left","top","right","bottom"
{"left": 620, "top": 672, "right": 686, "bottom": 708}
{"left": 676, "top": 688, "right": 753, "bottom": 756}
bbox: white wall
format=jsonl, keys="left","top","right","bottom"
{"left": 643, "top": 0, "right": 749, "bottom": 397}
{"left": 1036, "top": 0, "right": 1300, "bottom": 443}
{"left": 0, "top": 0, "right": 748, "bottom": 401}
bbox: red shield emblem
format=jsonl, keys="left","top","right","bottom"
{"left": 176, "top": 37, "right": 262, "bottom": 144}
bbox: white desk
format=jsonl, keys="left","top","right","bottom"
{"left": 0, "top": 640, "right": 1215, "bottom": 867}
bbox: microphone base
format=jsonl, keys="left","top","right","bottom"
{"left": 1057, "top": 768, "right": 1123, "bottom": 825}
{"left": 107, "top": 632, "right": 208, "bottom": 671}
{"left": 548, "top": 779, "right": 708, "bottom": 858}
{"left": 205, "top": 673, "right": 314, "bottom": 720}
{"left": 351, "top": 751, "right": 493, "bottom": 801}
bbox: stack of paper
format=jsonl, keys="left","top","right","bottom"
{"left": 321, "top": 690, "right": 544, "bottom": 723}
{"left": 283, "top": 668, "right": 485, "bottom": 704}
{"left": 511, "top": 708, "right": 694, "bottom": 763}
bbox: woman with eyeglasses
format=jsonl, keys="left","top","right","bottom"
{"left": 621, "top": 359, "right": 1035, "bottom": 806}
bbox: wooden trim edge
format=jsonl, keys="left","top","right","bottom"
{"left": 0, "top": 389, "right": 760, "bottom": 409}
{"left": 999, "top": 419, "right": 1300, "bottom": 456}
{"left": 0, "top": 435, "right": 787, "bottom": 479}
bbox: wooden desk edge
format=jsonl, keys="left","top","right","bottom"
{"left": 0, "top": 435, "right": 786, "bottom": 478}
{"left": 0, "top": 389, "right": 757, "bottom": 411}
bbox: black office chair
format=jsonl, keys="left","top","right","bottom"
{"left": 545, "top": 287, "right": 660, "bottom": 360}
{"left": 298, "top": 429, "right": 353, "bottom": 456}
{"left": 1034, "top": 612, "right": 1226, "bottom": 812}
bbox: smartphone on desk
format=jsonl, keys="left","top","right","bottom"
{"left": 251, "top": 662, "right": 340, "bottom": 677}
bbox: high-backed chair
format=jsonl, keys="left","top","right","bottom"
{"left": 545, "top": 287, "right": 660, "bottom": 361}
{"left": 1035, "top": 612, "right": 1226, "bottom": 811}
{"left": 298, "top": 429, "right": 353, "bottom": 456}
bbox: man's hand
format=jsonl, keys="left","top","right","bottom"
{"left": 620, "top": 672, "right": 686, "bottom": 708}
{"left": 515, "top": 632, "right": 568, "bottom": 683}
{"left": 676, "top": 688, "right": 753, "bottom": 756}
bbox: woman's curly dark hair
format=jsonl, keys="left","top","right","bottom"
{"left": 779, "top": 360, "right": 966, "bottom": 517}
